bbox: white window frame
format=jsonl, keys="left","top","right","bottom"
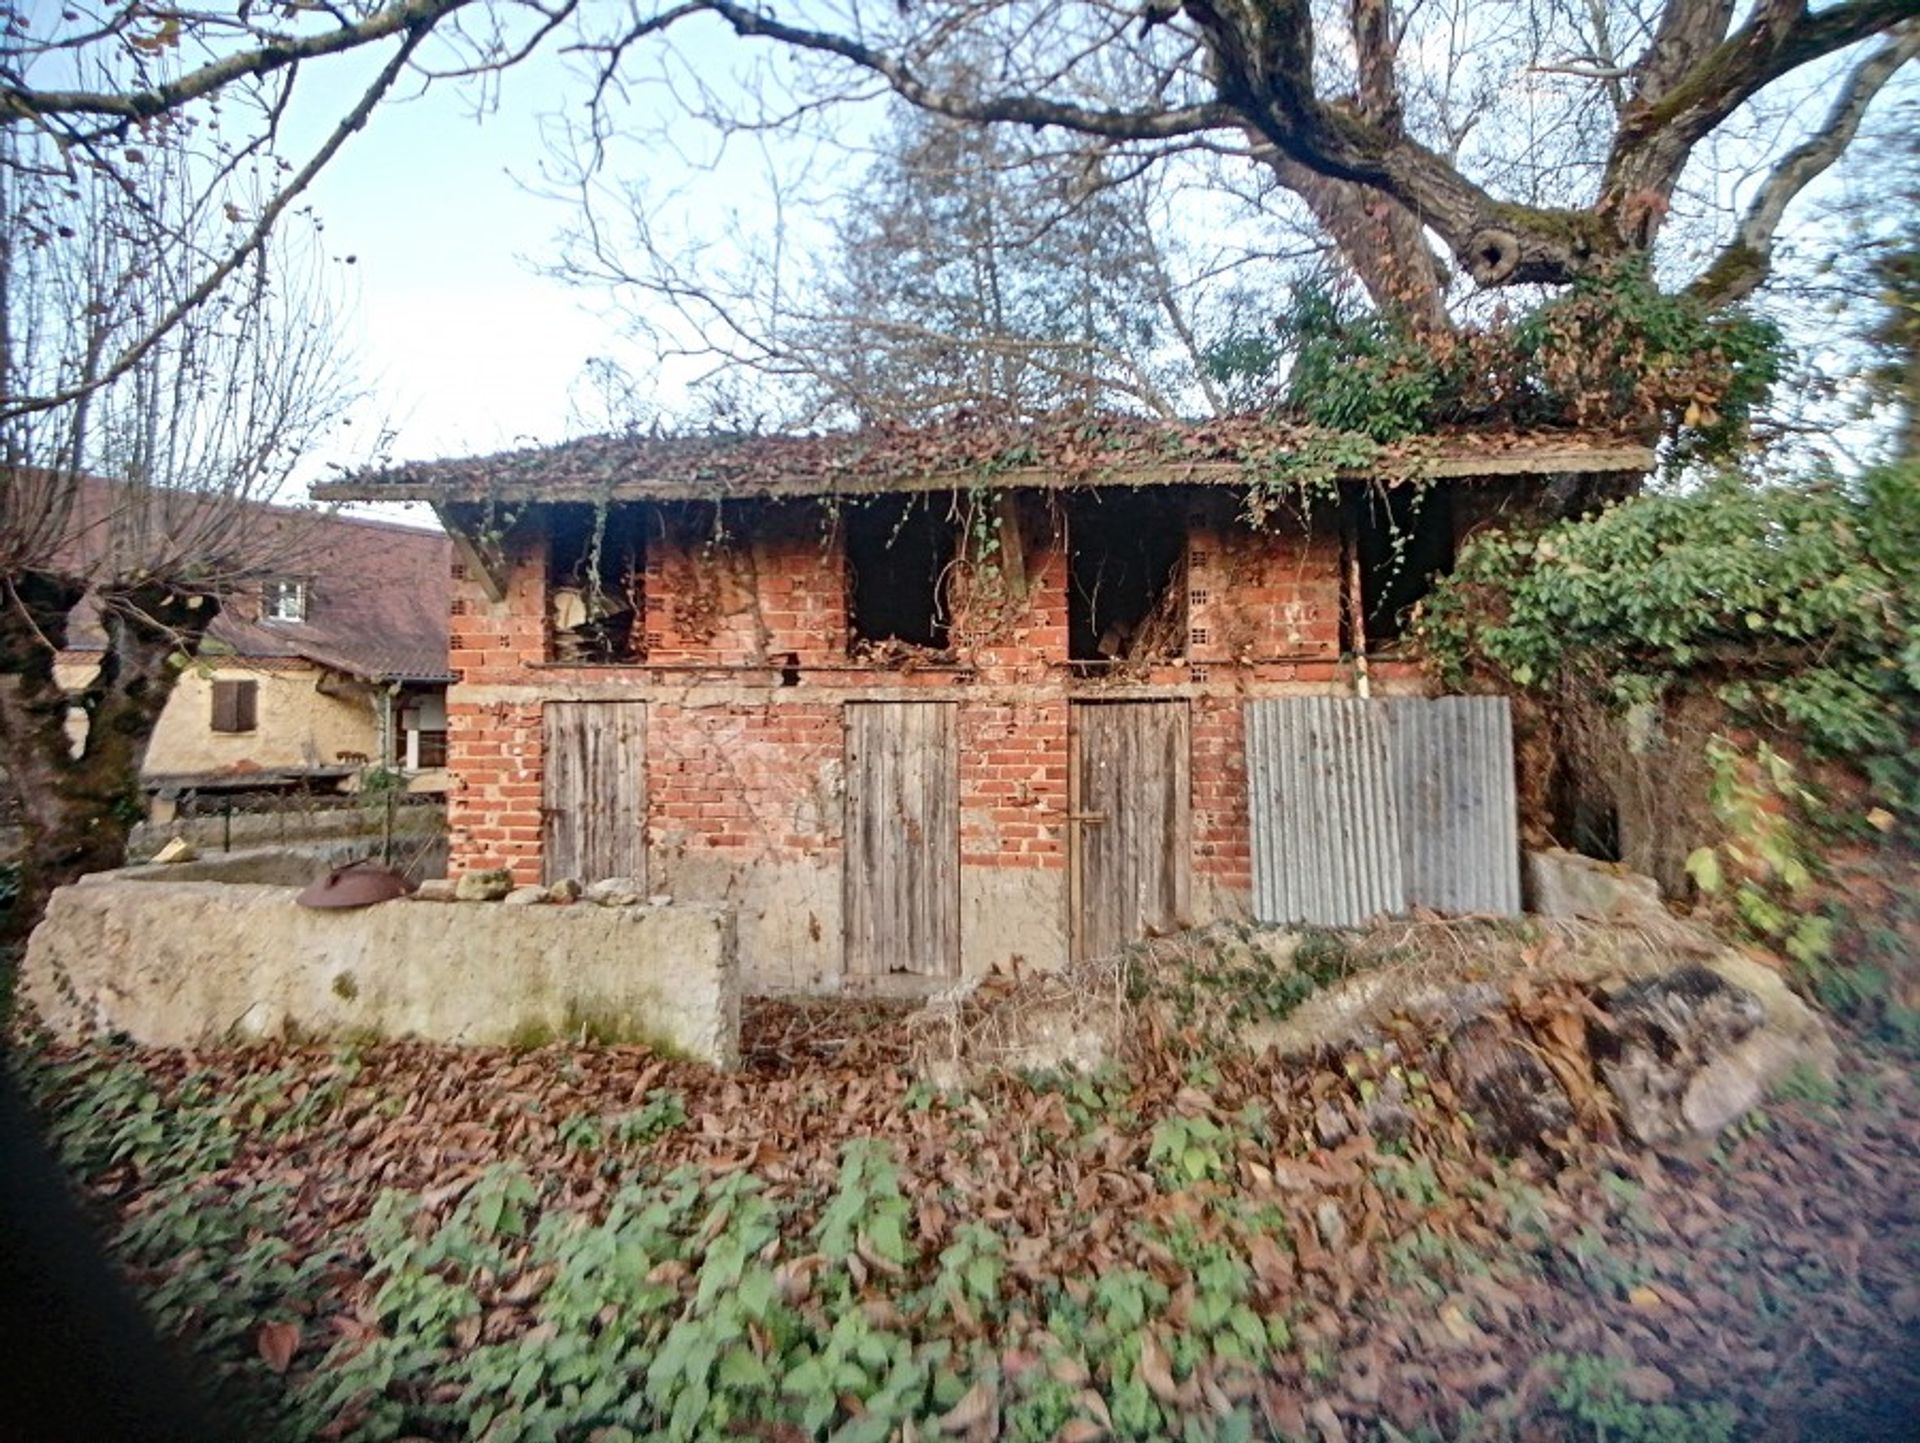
{"left": 262, "top": 579, "right": 308, "bottom": 623}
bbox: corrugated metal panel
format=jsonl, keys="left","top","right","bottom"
{"left": 1246, "top": 696, "right": 1519, "bottom": 926}
{"left": 1247, "top": 696, "right": 1403, "bottom": 927}
{"left": 1382, "top": 697, "right": 1521, "bottom": 916}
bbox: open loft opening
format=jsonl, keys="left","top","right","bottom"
{"left": 1347, "top": 483, "right": 1454, "bottom": 651}
{"left": 547, "top": 502, "right": 647, "bottom": 663}
{"left": 1066, "top": 489, "right": 1189, "bottom": 668}
{"left": 844, "top": 494, "right": 958, "bottom": 653}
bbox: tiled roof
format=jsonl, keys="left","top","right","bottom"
{"left": 313, "top": 413, "right": 1655, "bottom": 505}
{"left": 56, "top": 481, "right": 451, "bottom": 683}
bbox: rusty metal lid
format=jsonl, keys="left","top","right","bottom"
{"left": 296, "top": 861, "right": 412, "bottom": 909}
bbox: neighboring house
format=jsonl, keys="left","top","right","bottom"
{"left": 57, "top": 500, "right": 453, "bottom": 800}
{"left": 317, "top": 417, "right": 1651, "bottom": 990}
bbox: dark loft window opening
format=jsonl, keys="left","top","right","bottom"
{"left": 548, "top": 503, "right": 646, "bottom": 663}
{"left": 845, "top": 495, "right": 956, "bottom": 652}
{"left": 1349, "top": 484, "right": 1454, "bottom": 649}
{"left": 1066, "top": 490, "right": 1188, "bottom": 666}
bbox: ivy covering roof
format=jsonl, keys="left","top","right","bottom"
{"left": 314, "top": 413, "right": 1653, "bottom": 505}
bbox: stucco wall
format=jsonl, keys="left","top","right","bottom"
{"left": 22, "top": 880, "right": 738, "bottom": 1066}
{"left": 60, "top": 657, "right": 381, "bottom": 777}
{"left": 146, "top": 664, "right": 380, "bottom": 775}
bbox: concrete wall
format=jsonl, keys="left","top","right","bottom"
{"left": 22, "top": 880, "right": 738, "bottom": 1066}
{"left": 116, "top": 840, "right": 449, "bottom": 887}
{"left": 440, "top": 489, "right": 1475, "bottom": 988}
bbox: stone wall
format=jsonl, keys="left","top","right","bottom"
{"left": 21, "top": 879, "right": 738, "bottom": 1066}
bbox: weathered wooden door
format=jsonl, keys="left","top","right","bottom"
{"left": 1070, "top": 701, "right": 1191, "bottom": 962}
{"left": 844, "top": 702, "right": 959, "bottom": 978}
{"left": 542, "top": 701, "right": 647, "bottom": 886}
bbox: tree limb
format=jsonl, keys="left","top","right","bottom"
{"left": 1603, "top": 0, "right": 1920, "bottom": 234}
{"left": 0, "top": 0, "right": 476, "bottom": 126}
{"left": 693, "top": 0, "right": 1239, "bottom": 140}
{"left": 2, "top": 24, "right": 427, "bottom": 422}
{"left": 1691, "top": 19, "right": 1919, "bottom": 306}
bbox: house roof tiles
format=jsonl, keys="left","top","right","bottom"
{"left": 56, "top": 482, "right": 451, "bottom": 684}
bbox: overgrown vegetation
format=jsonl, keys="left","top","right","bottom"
{"left": 1209, "top": 267, "right": 1784, "bottom": 460}
{"left": 1140, "top": 925, "right": 1389, "bottom": 1032}
{"left": 12, "top": 985, "right": 1920, "bottom": 1443}
{"left": 1423, "top": 464, "right": 1920, "bottom": 791}
{"left": 1419, "top": 461, "right": 1920, "bottom": 1031}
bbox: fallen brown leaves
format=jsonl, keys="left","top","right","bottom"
{"left": 21, "top": 992, "right": 1920, "bottom": 1442}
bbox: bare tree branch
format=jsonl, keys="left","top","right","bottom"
{"left": 2, "top": 25, "right": 427, "bottom": 422}
{"left": 0, "top": 0, "right": 476, "bottom": 126}
{"left": 1691, "top": 19, "right": 1919, "bottom": 305}
{"left": 1603, "top": 0, "right": 1920, "bottom": 237}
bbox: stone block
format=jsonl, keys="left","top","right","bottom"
{"left": 1525, "top": 848, "right": 1668, "bottom": 924}
{"left": 455, "top": 868, "right": 514, "bottom": 902}
{"left": 22, "top": 878, "right": 739, "bottom": 1066}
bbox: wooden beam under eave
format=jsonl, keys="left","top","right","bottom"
{"left": 433, "top": 502, "right": 511, "bottom": 604}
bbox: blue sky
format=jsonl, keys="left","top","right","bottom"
{"left": 294, "top": 42, "right": 649, "bottom": 488}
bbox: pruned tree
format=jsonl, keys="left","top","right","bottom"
{"left": 1, "top": 129, "right": 357, "bottom": 937}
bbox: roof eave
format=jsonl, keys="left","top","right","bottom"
{"left": 312, "top": 446, "right": 1656, "bottom": 507}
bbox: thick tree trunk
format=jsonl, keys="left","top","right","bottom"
{"left": 0, "top": 574, "right": 212, "bottom": 941}
{"left": 1257, "top": 149, "right": 1453, "bottom": 334}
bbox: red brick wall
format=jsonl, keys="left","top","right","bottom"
{"left": 440, "top": 486, "right": 1405, "bottom": 930}
{"left": 646, "top": 503, "right": 847, "bottom": 666}
{"left": 444, "top": 698, "right": 543, "bottom": 882}
{"left": 960, "top": 701, "right": 1068, "bottom": 871}
{"left": 650, "top": 701, "right": 843, "bottom": 860}
{"left": 1192, "top": 695, "right": 1252, "bottom": 895}
{"left": 1188, "top": 498, "right": 1344, "bottom": 669}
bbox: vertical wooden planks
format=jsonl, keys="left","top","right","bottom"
{"left": 844, "top": 702, "right": 960, "bottom": 977}
{"left": 542, "top": 701, "right": 648, "bottom": 886}
{"left": 1070, "top": 701, "right": 1191, "bottom": 962}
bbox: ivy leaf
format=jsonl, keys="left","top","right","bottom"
{"left": 1685, "top": 847, "right": 1722, "bottom": 894}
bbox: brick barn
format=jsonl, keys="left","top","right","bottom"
{"left": 319, "top": 418, "right": 1650, "bottom": 991}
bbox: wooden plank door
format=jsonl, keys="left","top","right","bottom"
{"left": 1070, "top": 701, "right": 1191, "bottom": 962}
{"left": 844, "top": 702, "right": 959, "bottom": 978}
{"left": 542, "top": 701, "right": 647, "bottom": 886}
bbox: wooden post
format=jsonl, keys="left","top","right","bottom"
{"left": 1342, "top": 495, "right": 1371, "bottom": 699}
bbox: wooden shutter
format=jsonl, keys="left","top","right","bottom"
{"left": 211, "top": 679, "right": 258, "bottom": 734}
{"left": 542, "top": 701, "right": 648, "bottom": 885}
